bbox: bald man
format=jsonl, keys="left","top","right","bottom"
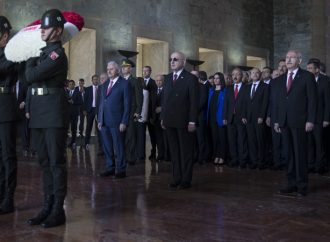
{"left": 161, "top": 52, "right": 199, "bottom": 189}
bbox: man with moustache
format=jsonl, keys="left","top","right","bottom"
{"left": 223, "top": 67, "right": 248, "bottom": 168}
{"left": 161, "top": 52, "right": 199, "bottom": 189}
{"left": 274, "top": 50, "right": 317, "bottom": 196}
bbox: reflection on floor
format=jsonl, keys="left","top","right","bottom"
{"left": 1, "top": 143, "right": 330, "bottom": 242}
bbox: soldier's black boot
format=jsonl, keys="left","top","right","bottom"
{"left": 0, "top": 196, "right": 14, "bottom": 215}
{"left": 41, "top": 198, "right": 65, "bottom": 228}
{"left": 27, "top": 195, "right": 54, "bottom": 225}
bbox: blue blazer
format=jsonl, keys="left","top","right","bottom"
{"left": 98, "top": 76, "right": 131, "bottom": 128}
{"left": 207, "top": 88, "right": 226, "bottom": 127}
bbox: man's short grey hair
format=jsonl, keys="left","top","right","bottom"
{"left": 287, "top": 50, "right": 302, "bottom": 61}
{"left": 107, "top": 61, "right": 120, "bottom": 72}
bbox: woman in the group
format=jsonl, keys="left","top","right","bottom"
{"left": 207, "top": 72, "right": 227, "bottom": 166}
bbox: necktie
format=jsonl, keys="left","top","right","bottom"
{"left": 70, "top": 90, "right": 73, "bottom": 97}
{"left": 144, "top": 79, "right": 148, "bottom": 85}
{"left": 234, "top": 84, "right": 238, "bottom": 99}
{"left": 287, "top": 72, "right": 294, "bottom": 92}
{"left": 107, "top": 81, "right": 113, "bottom": 95}
{"left": 173, "top": 74, "right": 178, "bottom": 85}
{"left": 251, "top": 84, "right": 256, "bottom": 99}
{"left": 157, "top": 88, "right": 161, "bottom": 95}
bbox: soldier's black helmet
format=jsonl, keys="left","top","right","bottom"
{"left": 40, "top": 9, "right": 66, "bottom": 29}
{"left": 0, "top": 16, "right": 12, "bottom": 34}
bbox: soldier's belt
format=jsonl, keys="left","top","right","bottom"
{"left": 32, "top": 87, "right": 62, "bottom": 96}
{"left": 0, "top": 87, "right": 14, "bottom": 94}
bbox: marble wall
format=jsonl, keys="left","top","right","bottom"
{"left": 1, "top": 0, "right": 273, "bottom": 76}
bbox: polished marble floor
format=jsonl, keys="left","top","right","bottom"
{"left": 1, "top": 142, "right": 330, "bottom": 242}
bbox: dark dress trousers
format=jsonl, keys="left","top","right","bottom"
{"left": 267, "top": 78, "right": 284, "bottom": 168}
{"left": 125, "top": 75, "right": 143, "bottom": 162}
{"left": 274, "top": 68, "right": 317, "bottom": 194}
{"left": 84, "top": 85, "right": 98, "bottom": 146}
{"left": 162, "top": 69, "right": 199, "bottom": 186}
{"left": 307, "top": 74, "right": 330, "bottom": 172}
{"left": 16, "top": 80, "right": 30, "bottom": 151}
{"left": 242, "top": 81, "right": 269, "bottom": 167}
{"left": 223, "top": 83, "right": 249, "bottom": 166}
{"left": 25, "top": 41, "right": 69, "bottom": 200}
{"left": 145, "top": 78, "right": 157, "bottom": 158}
{"left": 0, "top": 47, "right": 19, "bottom": 206}
{"left": 68, "top": 88, "right": 83, "bottom": 145}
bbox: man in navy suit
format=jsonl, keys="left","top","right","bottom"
{"left": 274, "top": 50, "right": 317, "bottom": 196}
{"left": 98, "top": 61, "right": 130, "bottom": 178}
{"left": 83, "top": 75, "right": 99, "bottom": 149}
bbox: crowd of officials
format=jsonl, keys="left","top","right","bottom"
{"left": 0, "top": 9, "right": 329, "bottom": 229}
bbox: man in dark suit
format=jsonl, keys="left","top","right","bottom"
{"left": 266, "top": 71, "right": 285, "bottom": 170}
{"left": 274, "top": 50, "right": 317, "bottom": 196}
{"left": 223, "top": 67, "right": 249, "bottom": 168}
{"left": 122, "top": 60, "right": 143, "bottom": 165}
{"left": 15, "top": 80, "right": 30, "bottom": 155}
{"left": 67, "top": 80, "right": 83, "bottom": 148}
{"left": 0, "top": 16, "right": 19, "bottom": 215}
{"left": 242, "top": 68, "right": 269, "bottom": 169}
{"left": 161, "top": 51, "right": 199, "bottom": 189}
{"left": 191, "top": 70, "right": 209, "bottom": 164}
{"left": 154, "top": 74, "right": 166, "bottom": 161}
{"left": 95, "top": 72, "right": 108, "bottom": 156}
{"left": 142, "top": 66, "right": 157, "bottom": 160}
{"left": 77, "top": 78, "right": 85, "bottom": 137}
{"left": 98, "top": 61, "right": 130, "bottom": 178}
{"left": 306, "top": 60, "right": 330, "bottom": 174}
{"left": 83, "top": 75, "right": 99, "bottom": 149}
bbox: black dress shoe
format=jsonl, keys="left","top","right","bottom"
{"left": 98, "top": 170, "right": 115, "bottom": 177}
{"left": 115, "top": 172, "right": 126, "bottom": 179}
{"left": 178, "top": 183, "right": 191, "bottom": 190}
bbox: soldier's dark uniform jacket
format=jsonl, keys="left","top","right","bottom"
{"left": 25, "top": 42, "right": 68, "bottom": 128}
{"left": 0, "top": 47, "right": 19, "bottom": 122}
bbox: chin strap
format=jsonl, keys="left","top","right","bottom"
{"left": 44, "top": 28, "right": 56, "bottom": 42}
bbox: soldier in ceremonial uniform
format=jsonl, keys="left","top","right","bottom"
{"left": 25, "top": 9, "right": 68, "bottom": 228}
{"left": 0, "top": 16, "right": 19, "bottom": 215}
{"left": 122, "top": 60, "right": 143, "bottom": 165}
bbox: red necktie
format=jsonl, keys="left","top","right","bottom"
{"left": 173, "top": 74, "right": 178, "bottom": 85}
{"left": 107, "top": 81, "right": 113, "bottom": 95}
{"left": 234, "top": 84, "right": 238, "bottom": 99}
{"left": 287, "top": 72, "right": 294, "bottom": 92}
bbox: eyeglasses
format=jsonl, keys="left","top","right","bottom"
{"left": 169, "top": 58, "right": 181, "bottom": 62}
